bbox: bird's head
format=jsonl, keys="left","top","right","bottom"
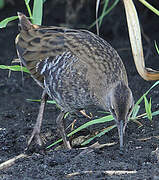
{"left": 106, "top": 81, "right": 134, "bottom": 151}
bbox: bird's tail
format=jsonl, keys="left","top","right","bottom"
{"left": 17, "top": 12, "right": 39, "bottom": 30}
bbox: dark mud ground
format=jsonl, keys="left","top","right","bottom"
{"left": 0, "top": 1, "right": 159, "bottom": 179}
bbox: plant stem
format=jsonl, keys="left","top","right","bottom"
{"left": 138, "top": 0, "right": 159, "bottom": 16}
{"left": 24, "top": 0, "right": 32, "bottom": 19}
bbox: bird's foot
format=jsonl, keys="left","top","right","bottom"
{"left": 63, "top": 140, "right": 72, "bottom": 150}
{"left": 25, "top": 126, "right": 44, "bottom": 154}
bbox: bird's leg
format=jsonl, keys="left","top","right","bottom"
{"left": 56, "top": 111, "right": 72, "bottom": 149}
{"left": 27, "top": 89, "right": 48, "bottom": 148}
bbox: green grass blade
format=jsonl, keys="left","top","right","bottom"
{"left": 143, "top": 110, "right": 159, "bottom": 119}
{"left": 131, "top": 104, "right": 140, "bottom": 119}
{"left": 24, "top": 0, "right": 32, "bottom": 19}
{"left": 0, "top": 65, "right": 30, "bottom": 73}
{"left": 101, "top": 0, "right": 119, "bottom": 19}
{"left": 135, "top": 81, "right": 159, "bottom": 106}
{"left": 32, "top": 0, "right": 43, "bottom": 25}
{"left": 26, "top": 99, "right": 57, "bottom": 104}
{"left": 47, "top": 114, "right": 114, "bottom": 149}
{"left": 90, "top": 0, "right": 119, "bottom": 29}
{"left": 155, "top": 41, "right": 159, "bottom": 54}
{"left": 68, "top": 115, "right": 114, "bottom": 137}
{"left": 138, "top": 0, "right": 159, "bottom": 16}
{"left": 0, "top": 16, "right": 18, "bottom": 28}
{"left": 81, "top": 124, "right": 116, "bottom": 146}
{"left": 148, "top": 81, "right": 159, "bottom": 92}
{"left": 144, "top": 95, "right": 152, "bottom": 121}
{"left": 149, "top": 98, "right": 152, "bottom": 118}
{"left": 99, "top": 0, "right": 109, "bottom": 27}
{"left": 46, "top": 138, "right": 63, "bottom": 149}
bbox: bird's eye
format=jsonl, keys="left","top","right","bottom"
{"left": 110, "top": 107, "right": 116, "bottom": 118}
{"left": 110, "top": 107, "right": 115, "bottom": 114}
{"left": 128, "top": 106, "right": 133, "bottom": 115}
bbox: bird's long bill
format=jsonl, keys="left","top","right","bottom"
{"left": 117, "top": 120, "right": 124, "bottom": 151}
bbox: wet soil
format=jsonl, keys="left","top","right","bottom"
{"left": 0, "top": 1, "right": 159, "bottom": 179}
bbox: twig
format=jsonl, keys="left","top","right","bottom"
{"left": 0, "top": 153, "right": 28, "bottom": 170}
{"left": 66, "top": 170, "right": 137, "bottom": 178}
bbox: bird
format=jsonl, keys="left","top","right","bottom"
{"left": 15, "top": 12, "right": 134, "bottom": 151}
